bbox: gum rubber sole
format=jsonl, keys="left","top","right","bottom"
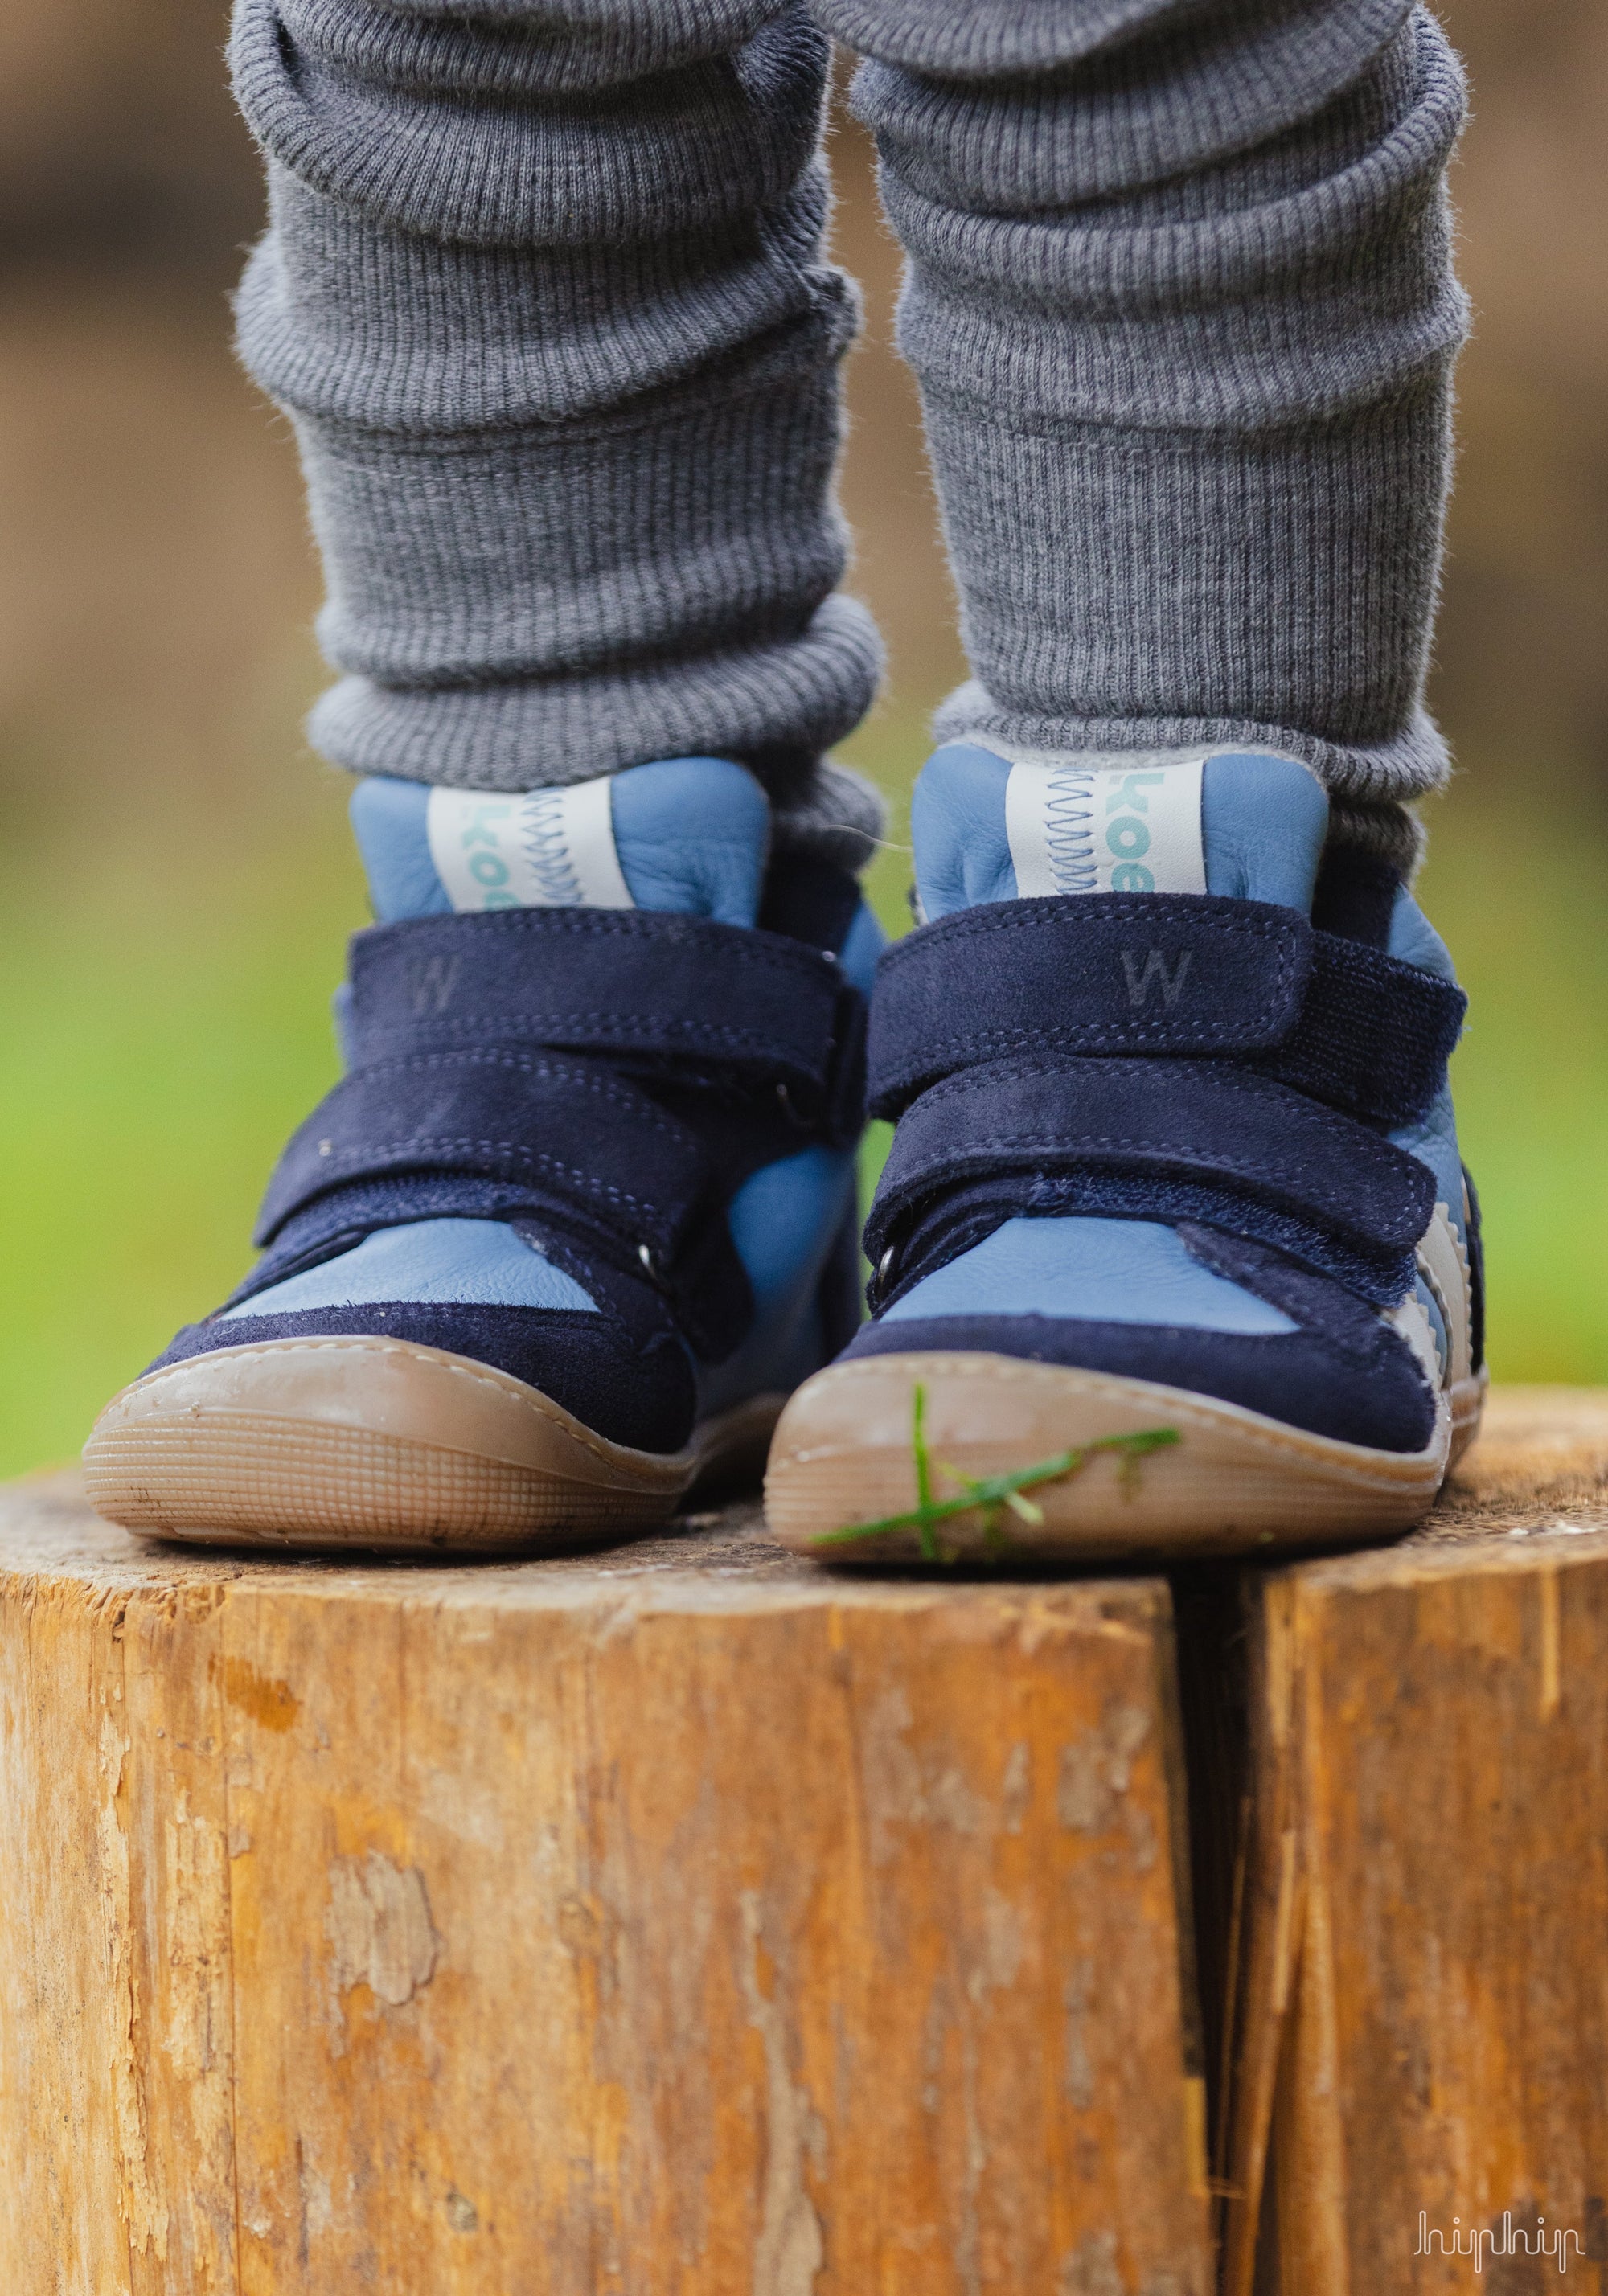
{"left": 765, "top": 1352, "right": 1478, "bottom": 1564}
{"left": 83, "top": 1335, "right": 783, "bottom": 1556}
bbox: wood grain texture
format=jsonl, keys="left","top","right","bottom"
{"left": 1222, "top": 1388, "right": 1608, "bottom": 2294}
{"left": 0, "top": 1478, "right": 1211, "bottom": 2296}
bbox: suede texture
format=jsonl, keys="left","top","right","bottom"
{"left": 869, "top": 1167, "right": 1421, "bottom": 1318}
{"left": 257, "top": 900, "right": 868, "bottom": 1363}
{"left": 156, "top": 871, "right": 871, "bottom": 1448}
{"left": 1311, "top": 847, "right": 1402, "bottom": 945}
{"left": 343, "top": 904, "right": 866, "bottom": 1130}
{"left": 263, "top": 1048, "right": 718, "bottom": 1263}
{"left": 840, "top": 1307, "right": 1438, "bottom": 1455}
{"left": 868, "top": 895, "right": 1464, "bottom": 1127}
{"left": 868, "top": 895, "right": 1309, "bottom": 1113}
{"left": 867, "top": 1055, "right": 1437, "bottom": 1307}
{"left": 153, "top": 1301, "right": 698, "bottom": 1453}
{"left": 1175, "top": 1222, "right": 1413, "bottom": 1359}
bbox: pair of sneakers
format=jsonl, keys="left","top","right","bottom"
{"left": 83, "top": 744, "right": 1482, "bottom": 1564}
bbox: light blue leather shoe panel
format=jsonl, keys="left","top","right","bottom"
{"left": 912, "top": 745, "right": 1017, "bottom": 918}
{"left": 699, "top": 901, "right": 881, "bottom": 1408}
{"left": 1391, "top": 1082, "right": 1464, "bottom": 1227}
{"left": 881, "top": 1216, "right": 1298, "bottom": 1333}
{"left": 1388, "top": 891, "right": 1466, "bottom": 1228}
{"left": 729, "top": 1148, "right": 855, "bottom": 1321}
{"left": 221, "top": 1217, "right": 598, "bottom": 1318}
{"left": 697, "top": 1145, "right": 860, "bottom": 1414}
{"left": 348, "top": 777, "right": 449, "bottom": 922}
{"left": 1389, "top": 887, "right": 1456, "bottom": 980}
{"left": 610, "top": 756, "right": 770, "bottom": 924}
{"left": 1200, "top": 752, "right": 1329, "bottom": 911}
{"left": 838, "top": 898, "right": 886, "bottom": 996}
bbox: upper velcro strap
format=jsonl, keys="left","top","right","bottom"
{"left": 255, "top": 1047, "right": 711, "bottom": 1261}
{"left": 868, "top": 896, "right": 1311, "bottom": 1118}
{"left": 868, "top": 895, "right": 1464, "bottom": 1128}
{"left": 344, "top": 907, "right": 864, "bottom": 1135}
{"left": 1251, "top": 933, "right": 1466, "bottom": 1125}
{"left": 868, "top": 1056, "right": 1437, "bottom": 1266}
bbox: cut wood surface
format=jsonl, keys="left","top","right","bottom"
{"left": 0, "top": 1478, "right": 1211, "bottom": 2296}
{"left": 1222, "top": 1387, "right": 1608, "bottom": 2294}
{"left": 9, "top": 1388, "right": 1606, "bottom": 2296}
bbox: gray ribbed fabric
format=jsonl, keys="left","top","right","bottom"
{"left": 230, "top": 0, "right": 1468, "bottom": 869}
{"left": 836, "top": 0, "right": 1468, "bottom": 867}
{"left": 230, "top": 0, "right": 884, "bottom": 863}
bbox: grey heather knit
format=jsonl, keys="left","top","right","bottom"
{"left": 230, "top": 0, "right": 1468, "bottom": 868}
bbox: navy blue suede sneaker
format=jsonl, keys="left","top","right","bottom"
{"left": 765, "top": 744, "right": 1483, "bottom": 1563}
{"left": 84, "top": 759, "right": 880, "bottom": 1552}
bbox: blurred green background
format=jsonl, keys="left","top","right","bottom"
{"left": 2, "top": 3, "right": 1606, "bottom": 1474}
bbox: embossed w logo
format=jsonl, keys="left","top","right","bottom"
{"left": 1120, "top": 948, "right": 1192, "bottom": 1011}
{"left": 405, "top": 951, "right": 461, "bottom": 1015}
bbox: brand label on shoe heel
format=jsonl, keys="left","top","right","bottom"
{"left": 1001, "top": 752, "right": 1207, "bottom": 900}
{"left": 426, "top": 777, "right": 634, "bottom": 913}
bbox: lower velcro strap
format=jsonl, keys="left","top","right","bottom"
{"left": 876, "top": 1170, "right": 1415, "bottom": 1307}
{"left": 1175, "top": 1224, "right": 1402, "bottom": 1360}
{"left": 867, "top": 1056, "right": 1435, "bottom": 1286}
{"left": 256, "top": 1048, "right": 712, "bottom": 1268}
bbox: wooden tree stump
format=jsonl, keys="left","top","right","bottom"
{"left": 1222, "top": 1388, "right": 1608, "bottom": 2294}
{"left": 12, "top": 1389, "right": 1606, "bottom": 2294}
{"left": 0, "top": 1480, "right": 1212, "bottom": 2296}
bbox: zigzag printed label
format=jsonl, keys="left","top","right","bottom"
{"left": 425, "top": 777, "right": 635, "bottom": 912}
{"left": 999, "top": 750, "right": 1208, "bottom": 899}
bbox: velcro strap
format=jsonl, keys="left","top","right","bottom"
{"left": 868, "top": 896, "right": 1311, "bottom": 1117}
{"left": 1252, "top": 933, "right": 1466, "bottom": 1124}
{"left": 867, "top": 1057, "right": 1436, "bottom": 1267}
{"left": 868, "top": 896, "right": 1464, "bottom": 1127}
{"left": 344, "top": 907, "right": 863, "bottom": 1131}
{"left": 255, "top": 1048, "right": 712, "bottom": 1262}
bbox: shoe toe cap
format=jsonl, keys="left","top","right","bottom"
{"left": 150, "top": 1299, "right": 696, "bottom": 1456}
{"left": 840, "top": 1311, "right": 1439, "bottom": 1455}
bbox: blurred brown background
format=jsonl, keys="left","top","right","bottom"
{"left": 2, "top": 0, "right": 1606, "bottom": 819}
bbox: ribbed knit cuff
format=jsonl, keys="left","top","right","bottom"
{"left": 230, "top": 0, "right": 881, "bottom": 817}
{"left": 847, "top": 0, "right": 1468, "bottom": 817}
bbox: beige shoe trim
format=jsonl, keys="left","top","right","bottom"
{"left": 83, "top": 1335, "right": 781, "bottom": 1555}
{"left": 765, "top": 1351, "right": 1453, "bottom": 1564}
{"left": 1418, "top": 1203, "right": 1475, "bottom": 1388}
{"left": 1446, "top": 1363, "right": 1488, "bottom": 1471}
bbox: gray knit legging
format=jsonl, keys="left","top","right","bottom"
{"left": 231, "top": 0, "right": 1468, "bottom": 871}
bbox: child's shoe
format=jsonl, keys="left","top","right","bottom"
{"left": 84, "top": 760, "right": 879, "bottom": 1552}
{"left": 765, "top": 744, "right": 1482, "bottom": 1563}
